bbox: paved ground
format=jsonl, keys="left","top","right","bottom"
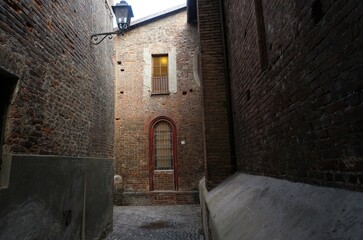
{"left": 106, "top": 205, "right": 204, "bottom": 240}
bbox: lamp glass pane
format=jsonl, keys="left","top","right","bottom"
{"left": 114, "top": 7, "right": 129, "bottom": 24}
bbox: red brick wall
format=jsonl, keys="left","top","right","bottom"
{"left": 114, "top": 10, "right": 204, "bottom": 202}
{"left": 222, "top": 0, "right": 363, "bottom": 190}
{"left": 154, "top": 171, "right": 175, "bottom": 191}
{"left": 116, "top": 191, "right": 199, "bottom": 206}
{"left": 0, "top": 0, "right": 115, "bottom": 158}
{"left": 197, "top": 0, "right": 234, "bottom": 190}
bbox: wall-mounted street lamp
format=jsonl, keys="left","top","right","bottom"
{"left": 90, "top": 1, "right": 134, "bottom": 45}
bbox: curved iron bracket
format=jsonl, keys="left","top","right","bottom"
{"left": 90, "top": 30, "right": 122, "bottom": 45}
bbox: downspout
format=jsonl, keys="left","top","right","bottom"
{"left": 218, "top": 0, "right": 237, "bottom": 173}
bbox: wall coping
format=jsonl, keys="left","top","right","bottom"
{"left": 200, "top": 173, "right": 363, "bottom": 240}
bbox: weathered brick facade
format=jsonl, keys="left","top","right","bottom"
{"left": 196, "top": 1, "right": 363, "bottom": 238}
{"left": 0, "top": 0, "right": 115, "bottom": 157}
{"left": 197, "top": 0, "right": 235, "bottom": 190}
{"left": 114, "top": 8, "right": 204, "bottom": 205}
{"left": 197, "top": 0, "right": 363, "bottom": 191}
{"left": 0, "top": 0, "right": 115, "bottom": 239}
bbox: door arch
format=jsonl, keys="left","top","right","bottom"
{"left": 149, "top": 116, "right": 178, "bottom": 191}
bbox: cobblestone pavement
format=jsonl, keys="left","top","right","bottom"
{"left": 106, "top": 205, "right": 204, "bottom": 240}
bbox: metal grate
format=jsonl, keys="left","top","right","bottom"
{"left": 152, "top": 54, "right": 169, "bottom": 94}
{"left": 154, "top": 121, "right": 173, "bottom": 170}
{"left": 152, "top": 75, "right": 169, "bottom": 94}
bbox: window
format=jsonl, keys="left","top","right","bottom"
{"left": 153, "top": 121, "right": 173, "bottom": 170}
{"left": 143, "top": 49, "right": 177, "bottom": 94}
{"left": 152, "top": 54, "right": 169, "bottom": 94}
{"left": 149, "top": 117, "right": 178, "bottom": 190}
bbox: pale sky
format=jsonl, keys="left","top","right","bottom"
{"left": 113, "top": 0, "right": 186, "bottom": 22}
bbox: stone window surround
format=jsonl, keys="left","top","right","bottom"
{"left": 143, "top": 47, "right": 177, "bottom": 96}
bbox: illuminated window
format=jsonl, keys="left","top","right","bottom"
{"left": 152, "top": 55, "right": 169, "bottom": 94}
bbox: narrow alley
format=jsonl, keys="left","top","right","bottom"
{"left": 106, "top": 205, "right": 204, "bottom": 240}
{"left": 1, "top": 0, "right": 363, "bottom": 239}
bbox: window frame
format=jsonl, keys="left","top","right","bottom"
{"left": 153, "top": 121, "right": 174, "bottom": 170}
{"left": 149, "top": 116, "right": 178, "bottom": 191}
{"left": 151, "top": 54, "right": 170, "bottom": 95}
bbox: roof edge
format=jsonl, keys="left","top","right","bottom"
{"left": 129, "top": 4, "right": 186, "bottom": 30}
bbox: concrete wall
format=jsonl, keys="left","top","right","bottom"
{"left": 114, "top": 9, "right": 204, "bottom": 205}
{"left": 0, "top": 155, "right": 113, "bottom": 240}
{"left": 200, "top": 173, "right": 363, "bottom": 240}
{"left": 0, "top": 0, "right": 115, "bottom": 238}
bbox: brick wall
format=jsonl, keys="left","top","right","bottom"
{"left": 114, "top": 9, "right": 204, "bottom": 204}
{"left": 0, "top": 0, "right": 115, "bottom": 238}
{"left": 154, "top": 171, "right": 175, "bottom": 191}
{"left": 197, "top": 0, "right": 234, "bottom": 190}
{"left": 117, "top": 191, "right": 199, "bottom": 206}
{"left": 222, "top": 0, "right": 363, "bottom": 190}
{"left": 0, "top": 0, "right": 115, "bottom": 158}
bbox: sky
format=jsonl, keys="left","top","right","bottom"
{"left": 113, "top": 0, "right": 186, "bottom": 22}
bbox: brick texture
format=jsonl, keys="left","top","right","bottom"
{"left": 114, "top": 10, "right": 204, "bottom": 204}
{"left": 0, "top": 0, "right": 115, "bottom": 158}
{"left": 115, "top": 191, "right": 199, "bottom": 206}
{"left": 0, "top": 0, "right": 115, "bottom": 239}
{"left": 154, "top": 171, "right": 175, "bottom": 191}
{"left": 197, "top": 0, "right": 234, "bottom": 190}
{"left": 221, "top": 0, "right": 363, "bottom": 190}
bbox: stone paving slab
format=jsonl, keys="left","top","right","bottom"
{"left": 106, "top": 205, "right": 204, "bottom": 240}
